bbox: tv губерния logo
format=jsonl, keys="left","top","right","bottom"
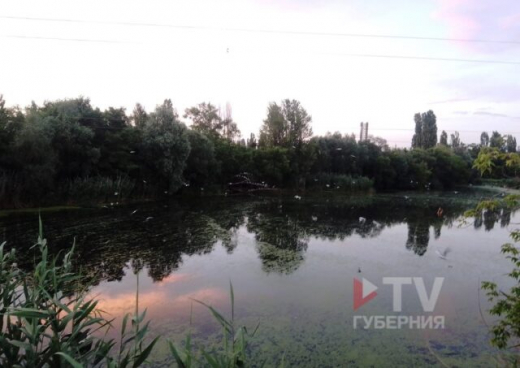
{"left": 353, "top": 277, "right": 378, "bottom": 311}
{"left": 352, "top": 277, "right": 445, "bottom": 329}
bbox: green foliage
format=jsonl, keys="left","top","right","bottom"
{"left": 184, "top": 130, "right": 218, "bottom": 187}
{"left": 473, "top": 147, "right": 520, "bottom": 178}
{"left": 252, "top": 147, "right": 291, "bottom": 186}
{"left": 0, "top": 222, "right": 160, "bottom": 367}
{"left": 259, "top": 99, "right": 312, "bottom": 149}
{"left": 481, "top": 132, "right": 490, "bottom": 147}
{"left": 168, "top": 283, "right": 262, "bottom": 368}
{"left": 411, "top": 110, "right": 437, "bottom": 149}
{"left": 490, "top": 131, "right": 505, "bottom": 151}
{"left": 0, "top": 95, "right": 498, "bottom": 208}
{"left": 473, "top": 147, "right": 500, "bottom": 177}
{"left": 142, "top": 100, "right": 191, "bottom": 193}
{"left": 506, "top": 135, "right": 517, "bottom": 153}
{"left": 0, "top": 226, "right": 114, "bottom": 366}
{"left": 439, "top": 130, "right": 448, "bottom": 146}
{"left": 184, "top": 103, "right": 240, "bottom": 141}
{"left": 482, "top": 243, "right": 520, "bottom": 350}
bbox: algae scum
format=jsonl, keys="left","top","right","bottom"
{"left": 0, "top": 191, "right": 516, "bottom": 367}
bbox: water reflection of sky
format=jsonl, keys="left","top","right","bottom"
{"left": 1, "top": 192, "right": 517, "bottom": 366}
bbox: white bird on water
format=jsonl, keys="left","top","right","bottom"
{"left": 312, "top": 216, "right": 318, "bottom": 221}
{"left": 436, "top": 247, "right": 451, "bottom": 260}
{"left": 294, "top": 195, "right": 302, "bottom": 200}
{"left": 131, "top": 209, "right": 138, "bottom": 215}
{"left": 144, "top": 217, "right": 153, "bottom": 222}
{"left": 359, "top": 217, "right": 366, "bottom": 223}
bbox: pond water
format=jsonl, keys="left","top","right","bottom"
{"left": 0, "top": 191, "right": 517, "bottom": 367}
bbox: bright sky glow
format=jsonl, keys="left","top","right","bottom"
{"left": 0, "top": 0, "right": 519, "bottom": 146}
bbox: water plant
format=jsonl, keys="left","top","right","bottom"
{"left": 168, "top": 283, "right": 263, "bottom": 368}
{"left": 0, "top": 218, "right": 158, "bottom": 367}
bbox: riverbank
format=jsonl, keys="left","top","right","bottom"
{"left": 472, "top": 184, "right": 520, "bottom": 196}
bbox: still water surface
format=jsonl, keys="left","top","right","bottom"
{"left": 0, "top": 192, "right": 517, "bottom": 367}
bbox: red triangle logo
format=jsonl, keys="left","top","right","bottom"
{"left": 353, "top": 277, "right": 378, "bottom": 311}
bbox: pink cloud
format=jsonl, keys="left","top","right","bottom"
{"left": 433, "top": 0, "right": 481, "bottom": 40}
{"left": 432, "top": 0, "right": 520, "bottom": 52}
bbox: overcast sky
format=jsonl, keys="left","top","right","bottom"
{"left": 0, "top": 0, "right": 519, "bottom": 147}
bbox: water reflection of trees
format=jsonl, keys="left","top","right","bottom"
{"left": 0, "top": 195, "right": 511, "bottom": 282}
{"left": 472, "top": 209, "right": 512, "bottom": 231}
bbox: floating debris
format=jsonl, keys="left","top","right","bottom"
{"left": 359, "top": 217, "right": 366, "bottom": 223}
{"left": 294, "top": 195, "right": 302, "bottom": 200}
{"left": 114, "top": 192, "right": 119, "bottom": 196}
{"left": 435, "top": 247, "right": 450, "bottom": 260}
{"left": 131, "top": 209, "right": 138, "bottom": 215}
{"left": 312, "top": 216, "right": 318, "bottom": 221}
{"left": 144, "top": 217, "right": 153, "bottom": 222}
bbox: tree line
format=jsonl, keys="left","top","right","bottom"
{"left": 0, "top": 96, "right": 516, "bottom": 207}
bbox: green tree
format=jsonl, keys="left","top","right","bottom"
{"left": 259, "top": 102, "right": 287, "bottom": 147}
{"left": 421, "top": 110, "right": 437, "bottom": 149}
{"left": 184, "top": 129, "right": 218, "bottom": 187}
{"left": 450, "top": 131, "right": 461, "bottom": 149}
{"left": 25, "top": 101, "right": 100, "bottom": 180}
{"left": 506, "top": 135, "right": 517, "bottom": 153}
{"left": 247, "top": 133, "right": 257, "bottom": 149}
{"left": 142, "top": 99, "right": 191, "bottom": 192}
{"left": 411, "top": 113, "right": 422, "bottom": 148}
{"left": 219, "top": 103, "right": 241, "bottom": 141}
{"left": 439, "top": 130, "right": 448, "bottom": 146}
{"left": 11, "top": 119, "right": 57, "bottom": 196}
{"left": 490, "top": 131, "right": 505, "bottom": 151}
{"left": 473, "top": 147, "right": 500, "bottom": 177}
{"left": 184, "top": 102, "right": 221, "bottom": 138}
{"left": 0, "top": 95, "right": 24, "bottom": 170}
{"left": 184, "top": 102, "right": 240, "bottom": 140}
{"left": 282, "top": 99, "right": 313, "bottom": 148}
{"left": 412, "top": 111, "right": 437, "bottom": 149}
{"left": 252, "top": 147, "right": 290, "bottom": 186}
{"left": 132, "top": 103, "right": 148, "bottom": 129}
{"left": 480, "top": 132, "right": 490, "bottom": 147}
